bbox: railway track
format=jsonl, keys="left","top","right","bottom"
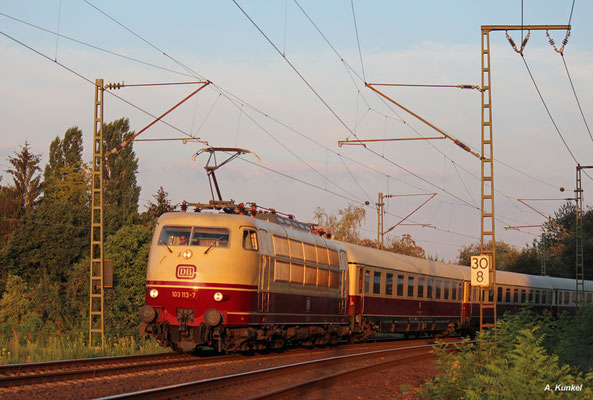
{"left": 0, "top": 351, "right": 230, "bottom": 387}
{"left": 98, "top": 340, "right": 467, "bottom": 399}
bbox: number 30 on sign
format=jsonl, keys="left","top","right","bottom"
{"left": 471, "top": 255, "right": 491, "bottom": 287}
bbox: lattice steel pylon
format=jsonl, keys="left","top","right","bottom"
{"left": 480, "top": 27, "right": 497, "bottom": 333}
{"left": 479, "top": 25, "right": 570, "bottom": 334}
{"left": 90, "top": 79, "right": 105, "bottom": 348}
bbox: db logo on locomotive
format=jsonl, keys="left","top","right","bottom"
{"left": 176, "top": 264, "right": 196, "bottom": 279}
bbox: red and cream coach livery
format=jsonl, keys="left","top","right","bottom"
{"left": 139, "top": 206, "right": 593, "bottom": 352}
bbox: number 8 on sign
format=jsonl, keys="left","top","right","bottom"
{"left": 471, "top": 255, "right": 491, "bottom": 287}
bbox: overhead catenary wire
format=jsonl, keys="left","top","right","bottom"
{"left": 0, "top": 12, "right": 195, "bottom": 78}
{"left": 0, "top": 30, "right": 205, "bottom": 143}
{"left": 350, "top": 0, "right": 366, "bottom": 82}
{"left": 77, "top": 0, "right": 558, "bottom": 221}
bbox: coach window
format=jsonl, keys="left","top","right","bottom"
{"left": 535, "top": 290, "right": 540, "bottom": 304}
{"left": 386, "top": 273, "right": 393, "bottom": 296}
{"left": 452, "top": 282, "right": 457, "bottom": 300}
{"left": 426, "top": 279, "right": 433, "bottom": 299}
{"left": 242, "top": 230, "right": 259, "bottom": 251}
{"left": 407, "top": 276, "right": 415, "bottom": 298}
{"left": 417, "top": 277, "right": 424, "bottom": 298}
{"left": 472, "top": 287, "right": 477, "bottom": 302}
{"left": 436, "top": 280, "right": 442, "bottom": 299}
{"left": 505, "top": 288, "right": 511, "bottom": 303}
{"left": 588, "top": 293, "right": 592, "bottom": 303}
{"left": 365, "top": 270, "right": 370, "bottom": 294}
{"left": 397, "top": 275, "right": 404, "bottom": 296}
{"left": 513, "top": 289, "right": 519, "bottom": 303}
{"left": 444, "top": 281, "right": 450, "bottom": 300}
{"left": 564, "top": 291, "right": 570, "bottom": 305}
{"left": 373, "top": 271, "right": 381, "bottom": 295}
{"left": 497, "top": 287, "right": 503, "bottom": 303}
{"left": 542, "top": 290, "right": 547, "bottom": 305}
{"left": 528, "top": 290, "right": 533, "bottom": 303}
{"left": 488, "top": 289, "right": 494, "bottom": 302}
{"left": 520, "top": 289, "right": 526, "bottom": 304}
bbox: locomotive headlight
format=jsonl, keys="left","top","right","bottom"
{"left": 182, "top": 249, "right": 193, "bottom": 259}
{"left": 149, "top": 289, "right": 159, "bottom": 298}
{"left": 213, "top": 292, "right": 223, "bottom": 302}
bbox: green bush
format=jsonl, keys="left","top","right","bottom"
{"left": 420, "top": 308, "right": 593, "bottom": 399}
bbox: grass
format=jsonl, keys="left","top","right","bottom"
{"left": 0, "top": 335, "right": 167, "bottom": 364}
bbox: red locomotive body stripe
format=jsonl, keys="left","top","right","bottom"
{"left": 145, "top": 286, "right": 346, "bottom": 327}
{"left": 147, "top": 281, "right": 257, "bottom": 290}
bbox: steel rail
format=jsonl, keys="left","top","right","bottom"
{"left": 100, "top": 340, "right": 467, "bottom": 399}
{"left": 248, "top": 352, "right": 435, "bottom": 399}
{"left": 0, "top": 352, "right": 232, "bottom": 388}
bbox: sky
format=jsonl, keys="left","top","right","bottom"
{"left": 1, "top": 0, "right": 592, "bottom": 261}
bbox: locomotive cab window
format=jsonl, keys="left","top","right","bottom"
{"left": 159, "top": 226, "right": 192, "bottom": 246}
{"left": 242, "top": 230, "right": 258, "bottom": 251}
{"left": 159, "top": 226, "right": 229, "bottom": 247}
{"left": 190, "top": 227, "right": 229, "bottom": 247}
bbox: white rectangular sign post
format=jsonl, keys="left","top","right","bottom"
{"left": 471, "top": 255, "right": 491, "bottom": 287}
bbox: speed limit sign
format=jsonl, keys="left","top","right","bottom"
{"left": 471, "top": 255, "right": 491, "bottom": 287}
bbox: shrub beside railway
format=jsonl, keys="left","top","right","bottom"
{"left": 420, "top": 307, "right": 593, "bottom": 399}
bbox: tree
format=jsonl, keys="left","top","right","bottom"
{"left": 102, "top": 118, "right": 141, "bottom": 237}
{"left": 6, "top": 141, "right": 42, "bottom": 214}
{"left": 313, "top": 204, "right": 366, "bottom": 243}
{"left": 456, "top": 241, "right": 520, "bottom": 270}
{"left": 104, "top": 224, "right": 152, "bottom": 338}
{"left": 385, "top": 234, "right": 426, "bottom": 258}
{"left": 44, "top": 127, "right": 84, "bottom": 183}
{"left": 145, "top": 186, "right": 176, "bottom": 220}
{"left": 0, "top": 181, "right": 21, "bottom": 244}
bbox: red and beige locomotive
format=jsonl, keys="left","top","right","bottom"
{"left": 139, "top": 202, "right": 593, "bottom": 352}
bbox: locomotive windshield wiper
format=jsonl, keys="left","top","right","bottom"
{"left": 204, "top": 237, "right": 223, "bottom": 254}
{"left": 159, "top": 239, "right": 173, "bottom": 253}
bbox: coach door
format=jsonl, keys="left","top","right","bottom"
{"left": 461, "top": 281, "right": 472, "bottom": 326}
{"left": 257, "top": 229, "right": 271, "bottom": 312}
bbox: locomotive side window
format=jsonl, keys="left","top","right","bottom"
{"left": 289, "top": 239, "right": 304, "bottom": 260}
{"left": 426, "top": 279, "right": 433, "bottom": 299}
{"left": 386, "top": 273, "right": 393, "bottom": 296}
{"left": 275, "top": 260, "right": 290, "bottom": 282}
{"left": 364, "top": 270, "right": 370, "bottom": 294}
{"left": 303, "top": 243, "right": 317, "bottom": 262}
{"left": 317, "top": 247, "right": 330, "bottom": 265}
{"left": 407, "top": 276, "right": 415, "bottom": 298}
{"left": 159, "top": 226, "right": 192, "bottom": 246}
{"left": 328, "top": 250, "right": 339, "bottom": 267}
{"left": 373, "top": 272, "right": 381, "bottom": 295}
{"left": 417, "top": 277, "right": 424, "bottom": 298}
{"left": 318, "top": 268, "right": 329, "bottom": 286}
{"left": 436, "top": 280, "right": 442, "bottom": 299}
{"left": 242, "top": 230, "right": 258, "bottom": 251}
{"left": 397, "top": 275, "right": 404, "bottom": 296}
{"left": 291, "top": 264, "right": 304, "bottom": 284}
{"left": 273, "top": 235, "right": 289, "bottom": 257}
{"left": 444, "top": 281, "right": 449, "bottom": 300}
{"left": 305, "top": 266, "right": 317, "bottom": 286}
{"left": 451, "top": 282, "right": 457, "bottom": 300}
{"left": 329, "top": 270, "right": 340, "bottom": 288}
